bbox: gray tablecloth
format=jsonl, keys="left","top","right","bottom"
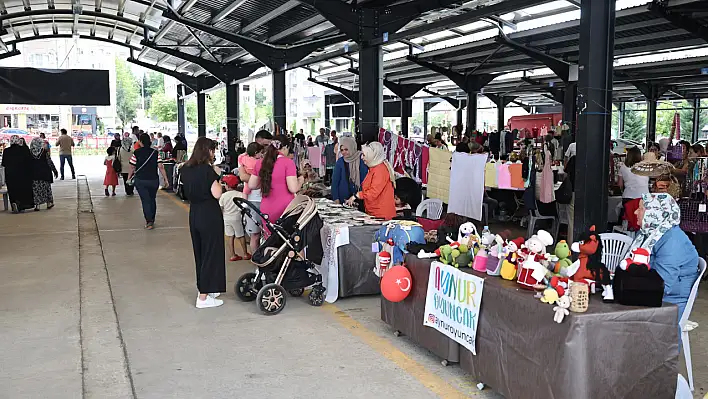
{"left": 337, "top": 224, "right": 381, "bottom": 298}
{"left": 383, "top": 256, "right": 679, "bottom": 399}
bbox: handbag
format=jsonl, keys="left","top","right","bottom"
{"left": 679, "top": 194, "right": 708, "bottom": 233}
{"left": 112, "top": 152, "right": 122, "bottom": 174}
{"left": 666, "top": 113, "right": 684, "bottom": 162}
{"left": 127, "top": 149, "right": 156, "bottom": 186}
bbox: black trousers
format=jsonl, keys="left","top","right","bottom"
{"left": 190, "top": 201, "right": 226, "bottom": 294}
{"left": 121, "top": 173, "right": 134, "bottom": 195}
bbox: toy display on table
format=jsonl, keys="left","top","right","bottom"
{"left": 516, "top": 230, "right": 554, "bottom": 290}
{"left": 613, "top": 248, "right": 665, "bottom": 307}
{"left": 551, "top": 241, "right": 573, "bottom": 276}
{"left": 500, "top": 237, "right": 525, "bottom": 280}
{"left": 486, "top": 231, "right": 511, "bottom": 276}
{"left": 567, "top": 225, "right": 614, "bottom": 302}
{"left": 374, "top": 220, "right": 426, "bottom": 266}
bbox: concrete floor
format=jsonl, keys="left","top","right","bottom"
{"left": 0, "top": 155, "right": 706, "bottom": 398}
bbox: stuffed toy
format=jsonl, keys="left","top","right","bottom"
{"left": 553, "top": 241, "right": 573, "bottom": 275}
{"left": 517, "top": 230, "right": 554, "bottom": 289}
{"left": 452, "top": 244, "right": 472, "bottom": 268}
{"left": 540, "top": 288, "right": 559, "bottom": 304}
{"left": 500, "top": 237, "right": 525, "bottom": 280}
{"left": 553, "top": 295, "right": 572, "bottom": 323}
{"left": 436, "top": 245, "right": 454, "bottom": 265}
{"left": 457, "top": 222, "right": 478, "bottom": 247}
{"left": 568, "top": 225, "right": 613, "bottom": 302}
{"left": 487, "top": 234, "right": 507, "bottom": 276}
{"left": 613, "top": 247, "right": 664, "bottom": 307}
{"left": 619, "top": 248, "right": 651, "bottom": 271}
{"left": 374, "top": 251, "right": 391, "bottom": 278}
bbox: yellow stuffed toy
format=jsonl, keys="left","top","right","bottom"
{"left": 500, "top": 237, "right": 525, "bottom": 280}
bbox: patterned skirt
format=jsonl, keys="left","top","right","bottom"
{"left": 32, "top": 180, "right": 54, "bottom": 205}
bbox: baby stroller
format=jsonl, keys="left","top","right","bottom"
{"left": 233, "top": 195, "right": 326, "bottom": 315}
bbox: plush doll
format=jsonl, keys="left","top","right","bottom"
{"left": 517, "top": 230, "right": 554, "bottom": 289}
{"left": 487, "top": 235, "right": 507, "bottom": 276}
{"left": 500, "top": 237, "right": 525, "bottom": 280}
{"left": 553, "top": 241, "right": 573, "bottom": 275}
{"left": 452, "top": 244, "right": 472, "bottom": 268}
{"left": 553, "top": 295, "right": 572, "bottom": 323}
{"left": 540, "top": 288, "right": 559, "bottom": 304}
{"left": 374, "top": 251, "right": 391, "bottom": 277}
{"left": 568, "top": 225, "right": 613, "bottom": 302}
{"left": 457, "top": 222, "right": 478, "bottom": 247}
{"left": 619, "top": 248, "right": 651, "bottom": 271}
{"left": 613, "top": 247, "right": 664, "bottom": 307}
{"left": 436, "top": 245, "right": 454, "bottom": 265}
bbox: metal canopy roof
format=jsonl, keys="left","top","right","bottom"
{"left": 0, "top": 0, "right": 706, "bottom": 102}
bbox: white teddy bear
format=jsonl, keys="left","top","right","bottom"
{"left": 553, "top": 295, "right": 572, "bottom": 323}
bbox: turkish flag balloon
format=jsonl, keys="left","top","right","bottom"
{"left": 381, "top": 265, "right": 413, "bottom": 302}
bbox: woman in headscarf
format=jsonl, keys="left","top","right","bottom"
{"left": 344, "top": 142, "right": 396, "bottom": 220}
{"left": 1, "top": 135, "right": 35, "bottom": 213}
{"left": 331, "top": 136, "right": 368, "bottom": 205}
{"left": 30, "top": 137, "right": 58, "bottom": 211}
{"left": 118, "top": 136, "right": 135, "bottom": 196}
{"left": 631, "top": 193, "right": 700, "bottom": 319}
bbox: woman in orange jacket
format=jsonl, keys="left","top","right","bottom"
{"left": 345, "top": 142, "right": 396, "bottom": 220}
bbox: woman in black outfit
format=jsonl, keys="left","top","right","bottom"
{"left": 128, "top": 133, "right": 160, "bottom": 229}
{"left": 180, "top": 137, "right": 226, "bottom": 309}
{"left": 29, "top": 137, "right": 58, "bottom": 211}
{"left": 1, "top": 135, "right": 35, "bottom": 213}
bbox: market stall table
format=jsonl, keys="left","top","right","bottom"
{"left": 382, "top": 255, "right": 679, "bottom": 399}
{"left": 316, "top": 199, "right": 383, "bottom": 302}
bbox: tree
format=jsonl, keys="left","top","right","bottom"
{"left": 622, "top": 107, "right": 646, "bottom": 143}
{"left": 143, "top": 71, "right": 165, "bottom": 111}
{"left": 115, "top": 58, "right": 140, "bottom": 129}
{"left": 149, "top": 91, "right": 177, "bottom": 122}
{"left": 206, "top": 88, "right": 226, "bottom": 132}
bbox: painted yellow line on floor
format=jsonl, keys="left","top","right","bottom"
{"left": 162, "top": 189, "right": 473, "bottom": 398}
{"left": 321, "top": 303, "right": 476, "bottom": 399}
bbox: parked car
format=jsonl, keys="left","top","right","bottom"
{"left": 0, "top": 128, "right": 36, "bottom": 142}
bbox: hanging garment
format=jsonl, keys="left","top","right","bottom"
{"left": 504, "top": 131, "right": 515, "bottom": 155}
{"left": 500, "top": 131, "right": 507, "bottom": 157}
{"left": 308, "top": 147, "right": 321, "bottom": 168}
{"left": 448, "top": 152, "right": 487, "bottom": 221}
{"left": 485, "top": 162, "right": 498, "bottom": 188}
{"left": 421, "top": 146, "right": 430, "bottom": 185}
{"left": 538, "top": 149, "right": 555, "bottom": 203}
{"left": 427, "top": 147, "right": 452, "bottom": 203}
{"left": 393, "top": 135, "right": 406, "bottom": 175}
{"left": 489, "top": 131, "right": 501, "bottom": 158}
{"left": 497, "top": 163, "right": 512, "bottom": 189}
{"left": 509, "top": 163, "right": 524, "bottom": 189}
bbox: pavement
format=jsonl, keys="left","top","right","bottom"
{"left": 0, "top": 155, "right": 706, "bottom": 399}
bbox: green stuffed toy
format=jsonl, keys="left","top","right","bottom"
{"left": 455, "top": 244, "right": 472, "bottom": 268}
{"left": 438, "top": 245, "right": 453, "bottom": 265}
{"left": 552, "top": 240, "right": 573, "bottom": 275}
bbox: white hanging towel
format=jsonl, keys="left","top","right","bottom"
{"left": 448, "top": 152, "right": 487, "bottom": 221}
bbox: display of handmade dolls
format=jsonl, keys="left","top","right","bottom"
{"left": 517, "top": 230, "right": 554, "bottom": 289}
{"left": 613, "top": 247, "right": 665, "bottom": 307}
{"left": 567, "top": 226, "right": 613, "bottom": 302}
{"left": 500, "top": 237, "right": 525, "bottom": 280}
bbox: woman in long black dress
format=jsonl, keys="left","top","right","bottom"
{"left": 180, "top": 137, "right": 226, "bottom": 309}
{"left": 29, "top": 137, "right": 58, "bottom": 211}
{"left": 2, "top": 135, "right": 35, "bottom": 213}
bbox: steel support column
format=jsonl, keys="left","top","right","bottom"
{"left": 273, "top": 70, "right": 286, "bottom": 134}
{"left": 177, "top": 84, "right": 186, "bottom": 136}
{"left": 647, "top": 97, "right": 657, "bottom": 143}
{"left": 324, "top": 96, "right": 331, "bottom": 129}
{"left": 467, "top": 92, "right": 478, "bottom": 134}
{"left": 401, "top": 99, "right": 412, "bottom": 138}
{"left": 574, "top": 0, "right": 615, "bottom": 241}
{"left": 497, "top": 96, "right": 506, "bottom": 132}
{"left": 359, "top": 45, "right": 383, "bottom": 144}
{"left": 562, "top": 83, "right": 578, "bottom": 135}
{"left": 618, "top": 102, "right": 625, "bottom": 135}
{"left": 226, "top": 83, "right": 239, "bottom": 153}
{"left": 456, "top": 108, "right": 463, "bottom": 134}
{"left": 693, "top": 98, "right": 701, "bottom": 142}
{"left": 197, "top": 90, "right": 207, "bottom": 137}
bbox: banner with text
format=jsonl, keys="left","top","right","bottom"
{"left": 423, "top": 261, "right": 484, "bottom": 355}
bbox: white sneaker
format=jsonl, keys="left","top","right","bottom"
{"left": 196, "top": 295, "right": 224, "bottom": 309}
{"left": 210, "top": 293, "right": 221, "bottom": 298}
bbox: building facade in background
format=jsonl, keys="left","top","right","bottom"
{"left": 0, "top": 38, "right": 125, "bottom": 135}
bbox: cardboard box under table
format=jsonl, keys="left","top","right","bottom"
{"left": 386, "top": 255, "right": 680, "bottom": 399}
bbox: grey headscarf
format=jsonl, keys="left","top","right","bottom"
{"left": 30, "top": 137, "right": 44, "bottom": 158}
{"left": 339, "top": 136, "right": 362, "bottom": 189}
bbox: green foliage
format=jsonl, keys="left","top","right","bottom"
{"left": 115, "top": 57, "right": 140, "bottom": 129}
{"left": 255, "top": 87, "right": 267, "bottom": 107}
{"left": 206, "top": 88, "right": 226, "bottom": 132}
{"left": 621, "top": 103, "right": 646, "bottom": 143}
{"left": 656, "top": 100, "right": 693, "bottom": 141}
{"left": 149, "top": 91, "right": 177, "bottom": 122}
{"left": 143, "top": 72, "right": 164, "bottom": 111}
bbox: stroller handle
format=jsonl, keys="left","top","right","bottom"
{"left": 232, "top": 197, "right": 287, "bottom": 236}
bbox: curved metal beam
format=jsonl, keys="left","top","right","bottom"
{"left": 6, "top": 33, "right": 142, "bottom": 52}
{"left": 6, "top": 18, "right": 136, "bottom": 37}
{"left": 0, "top": 9, "right": 158, "bottom": 32}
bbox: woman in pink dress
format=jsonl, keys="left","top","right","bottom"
{"left": 104, "top": 147, "right": 120, "bottom": 196}
{"left": 248, "top": 135, "right": 302, "bottom": 223}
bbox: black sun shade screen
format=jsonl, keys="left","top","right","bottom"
{"left": 0, "top": 67, "right": 110, "bottom": 105}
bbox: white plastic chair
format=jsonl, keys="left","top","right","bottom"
{"left": 599, "top": 233, "right": 634, "bottom": 274}
{"left": 416, "top": 198, "right": 443, "bottom": 220}
{"left": 680, "top": 257, "right": 706, "bottom": 392}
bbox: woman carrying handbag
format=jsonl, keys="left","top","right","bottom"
{"left": 128, "top": 133, "right": 159, "bottom": 229}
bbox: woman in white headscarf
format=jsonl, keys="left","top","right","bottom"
{"left": 331, "top": 136, "right": 369, "bottom": 205}
{"left": 1, "top": 135, "right": 35, "bottom": 213}
{"left": 344, "top": 142, "right": 396, "bottom": 220}
{"left": 631, "top": 193, "right": 700, "bottom": 319}
{"left": 29, "top": 137, "right": 58, "bottom": 211}
{"left": 118, "top": 137, "right": 135, "bottom": 196}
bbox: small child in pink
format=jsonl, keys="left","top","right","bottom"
{"left": 238, "top": 142, "right": 263, "bottom": 195}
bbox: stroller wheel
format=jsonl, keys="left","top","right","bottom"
{"left": 288, "top": 288, "right": 305, "bottom": 297}
{"left": 256, "top": 283, "right": 287, "bottom": 315}
{"left": 235, "top": 272, "right": 258, "bottom": 302}
{"left": 308, "top": 289, "right": 325, "bottom": 307}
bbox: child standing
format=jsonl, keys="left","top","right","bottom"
{"left": 219, "top": 175, "right": 251, "bottom": 261}
{"left": 104, "top": 147, "right": 119, "bottom": 196}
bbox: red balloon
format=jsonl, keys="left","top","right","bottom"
{"left": 381, "top": 265, "right": 413, "bottom": 302}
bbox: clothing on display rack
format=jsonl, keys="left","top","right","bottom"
{"left": 497, "top": 163, "right": 512, "bottom": 189}
{"left": 485, "top": 162, "right": 498, "bottom": 188}
{"left": 538, "top": 148, "right": 555, "bottom": 203}
{"left": 448, "top": 152, "right": 487, "bottom": 221}
{"left": 307, "top": 147, "right": 321, "bottom": 168}
{"left": 378, "top": 129, "right": 427, "bottom": 184}
{"left": 509, "top": 163, "right": 524, "bottom": 189}
{"left": 427, "top": 147, "right": 452, "bottom": 203}
{"left": 489, "top": 131, "right": 501, "bottom": 158}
